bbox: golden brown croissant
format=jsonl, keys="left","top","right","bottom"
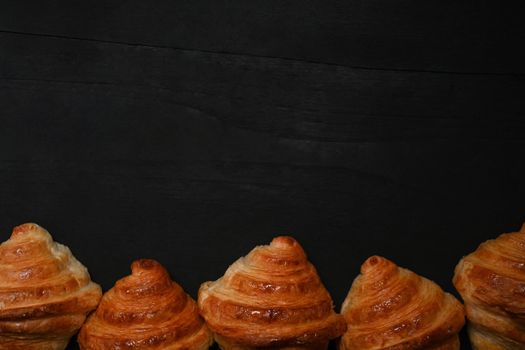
{"left": 0, "top": 223, "right": 102, "bottom": 350}
{"left": 453, "top": 224, "right": 525, "bottom": 349}
{"left": 78, "top": 258, "right": 213, "bottom": 350}
{"left": 198, "top": 236, "right": 347, "bottom": 350}
{"left": 339, "top": 256, "right": 465, "bottom": 350}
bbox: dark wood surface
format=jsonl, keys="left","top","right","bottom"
{"left": 1, "top": 2, "right": 525, "bottom": 349}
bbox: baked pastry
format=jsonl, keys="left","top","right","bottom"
{"left": 453, "top": 223, "right": 525, "bottom": 349}
{"left": 339, "top": 256, "right": 465, "bottom": 350}
{"left": 78, "top": 258, "right": 213, "bottom": 350}
{"left": 0, "top": 223, "right": 102, "bottom": 350}
{"left": 198, "top": 236, "right": 346, "bottom": 350}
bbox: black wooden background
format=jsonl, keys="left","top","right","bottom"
{"left": 1, "top": 2, "right": 525, "bottom": 349}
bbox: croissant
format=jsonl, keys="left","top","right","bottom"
{"left": 78, "top": 258, "right": 213, "bottom": 350}
{"left": 453, "top": 224, "right": 525, "bottom": 349}
{"left": 0, "top": 223, "right": 102, "bottom": 350}
{"left": 198, "top": 236, "right": 346, "bottom": 350}
{"left": 339, "top": 256, "right": 465, "bottom": 350}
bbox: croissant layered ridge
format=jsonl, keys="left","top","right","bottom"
{"left": 0, "top": 223, "right": 102, "bottom": 350}
{"left": 198, "top": 236, "right": 347, "bottom": 350}
{"left": 340, "top": 256, "right": 465, "bottom": 350}
{"left": 78, "top": 259, "right": 213, "bottom": 350}
{"left": 453, "top": 224, "right": 525, "bottom": 349}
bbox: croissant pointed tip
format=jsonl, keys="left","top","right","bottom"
{"left": 361, "top": 255, "right": 393, "bottom": 274}
{"left": 11, "top": 223, "right": 46, "bottom": 238}
{"left": 271, "top": 236, "right": 298, "bottom": 248}
{"left": 520, "top": 222, "right": 525, "bottom": 233}
{"left": 131, "top": 259, "right": 162, "bottom": 275}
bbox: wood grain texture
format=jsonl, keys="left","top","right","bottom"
{"left": 1, "top": 2, "right": 525, "bottom": 349}
{"left": 0, "top": 1, "right": 524, "bottom": 74}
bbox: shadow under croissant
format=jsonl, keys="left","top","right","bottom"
{"left": 60, "top": 330, "right": 475, "bottom": 350}
{"left": 0, "top": 336, "right": 70, "bottom": 350}
{"left": 467, "top": 323, "right": 523, "bottom": 350}
{"left": 214, "top": 334, "right": 332, "bottom": 350}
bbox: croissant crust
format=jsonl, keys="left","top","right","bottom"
{"left": 453, "top": 224, "right": 525, "bottom": 349}
{"left": 78, "top": 259, "right": 213, "bottom": 350}
{"left": 339, "top": 256, "right": 465, "bottom": 350}
{"left": 0, "top": 223, "right": 102, "bottom": 350}
{"left": 198, "top": 236, "right": 346, "bottom": 350}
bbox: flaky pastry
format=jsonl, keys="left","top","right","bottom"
{"left": 78, "top": 259, "right": 213, "bottom": 350}
{"left": 198, "top": 236, "right": 346, "bottom": 350}
{"left": 454, "top": 224, "right": 525, "bottom": 350}
{"left": 340, "top": 256, "right": 464, "bottom": 350}
{"left": 0, "top": 223, "right": 102, "bottom": 350}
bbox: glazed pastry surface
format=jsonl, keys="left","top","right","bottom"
{"left": 340, "top": 256, "right": 464, "bottom": 350}
{"left": 0, "top": 223, "right": 102, "bottom": 350}
{"left": 453, "top": 224, "right": 525, "bottom": 350}
{"left": 78, "top": 259, "right": 213, "bottom": 350}
{"left": 198, "top": 236, "right": 346, "bottom": 350}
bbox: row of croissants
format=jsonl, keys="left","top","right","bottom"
{"left": 0, "top": 223, "right": 524, "bottom": 350}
